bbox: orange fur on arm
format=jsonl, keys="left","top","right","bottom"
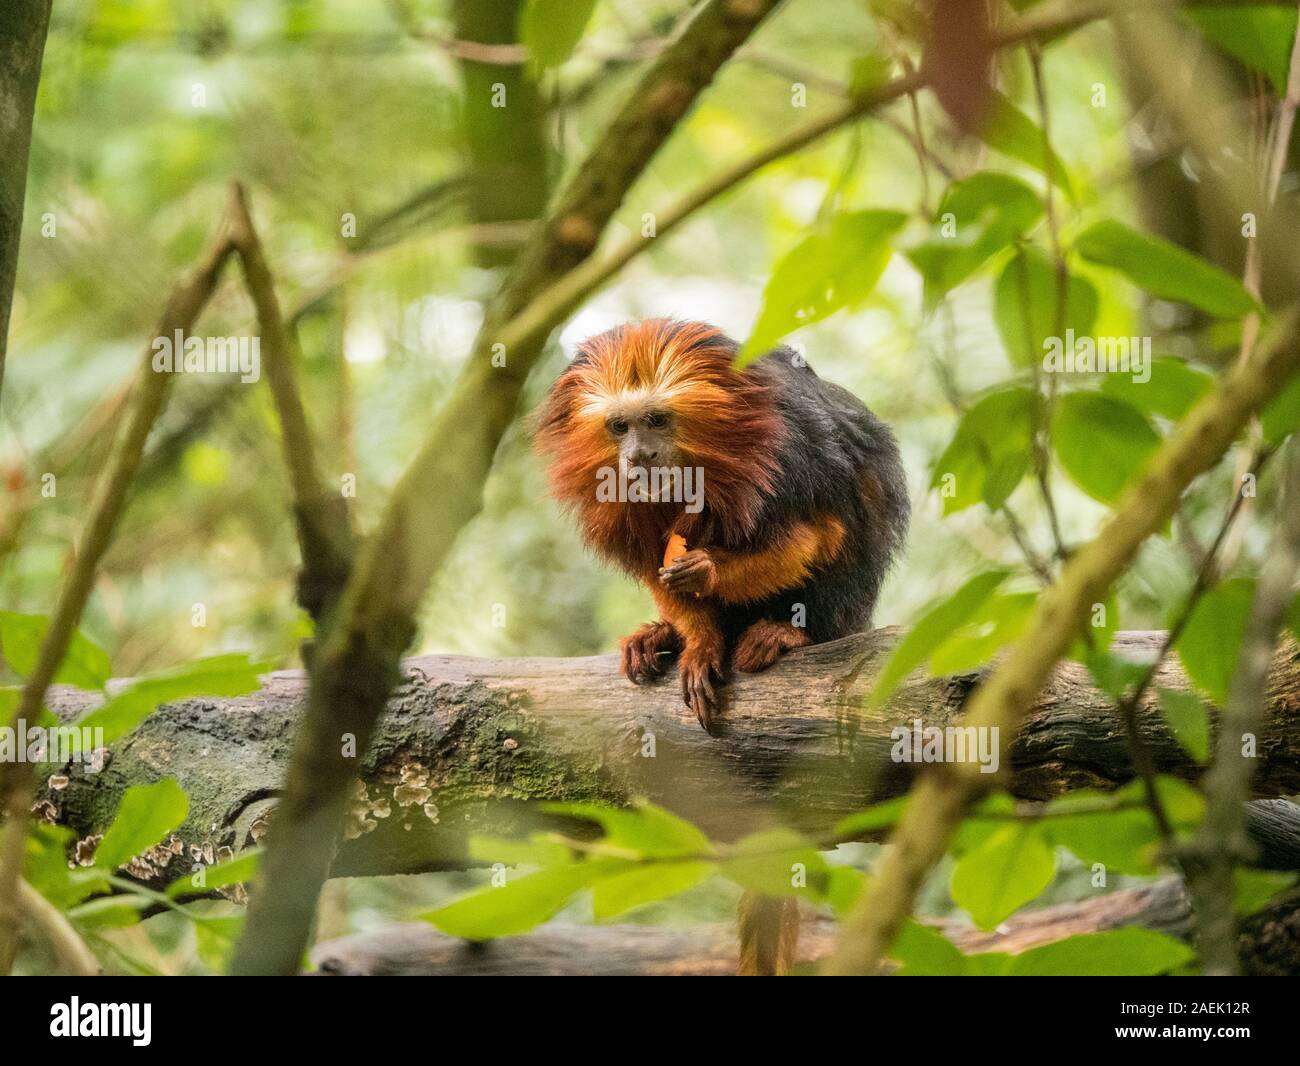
{"left": 709, "top": 515, "right": 845, "bottom": 604}
{"left": 651, "top": 581, "right": 723, "bottom": 653}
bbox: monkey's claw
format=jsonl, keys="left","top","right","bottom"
{"left": 679, "top": 655, "right": 723, "bottom": 733}
{"left": 619, "top": 621, "right": 680, "bottom": 684}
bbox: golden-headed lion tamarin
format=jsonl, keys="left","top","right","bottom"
{"left": 535, "top": 318, "right": 909, "bottom": 974}
{"left": 537, "top": 317, "right": 909, "bottom": 728}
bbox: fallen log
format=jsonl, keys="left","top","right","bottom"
{"left": 307, "top": 878, "right": 1300, "bottom": 976}
{"left": 38, "top": 629, "right": 1300, "bottom": 889}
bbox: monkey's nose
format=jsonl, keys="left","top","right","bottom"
{"left": 631, "top": 449, "right": 658, "bottom": 465}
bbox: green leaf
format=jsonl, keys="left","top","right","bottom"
{"left": 1068, "top": 591, "right": 1119, "bottom": 663}
{"left": 928, "top": 590, "right": 1037, "bottom": 675}
{"left": 1075, "top": 219, "right": 1258, "bottom": 318}
{"left": 953, "top": 792, "right": 1018, "bottom": 853}
{"left": 422, "top": 861, "right": 623, "bottom": 940}
{"left": 931, "top": 387, "right": 1036, "bottom": 513}
{"left": 1261, "top": 371, "right": 1300, "bottom": 443}
{"left": 720, "top": 828, "right": 830, "bottom": 899}
{"left": 1188, "top": 6, "right": 1298, "bottom": 95}
{"left": 1100, "top": 356, "right": 1213, "bottom": 420}
{"left": 1157, "top": 687, "right": 1210, "bottom": 763}
{"left": 831, "top": 795, "right": 909, "bottom": 839}
{"left": 868, "top": 570, "right": 1010, "bottom": 707}
{"left": 1045, "top": 778, "right": 1203, "bottom": 874}
{"left": 1007, "top": 927, "right": 1195, "bottom": 976}
{"left": 591, "top": 861, "right": 713, "bottom": 920}
{"left": 1083, "top": 647, "right": 1149, "bottom": 700}
{"left": 193, "top": 916, "right": 243, "bottom": 973}
{"left": 1233, "top": 869, "right": 1296, "bottom": 916}
{"left": 889, "top": 919, "right": 968, "bottom": 975}
{"left": 1175, "top": 576, "right": 1255, "bottom": 704}
{"left": 825, "top": 865, "right": 867, "bottom": 917}
{"left": 1053, "top": 391, "right": 1160, "bottom": 504}
{"left": 77, "top": 653, "right": 266, "bottom": 745}
{"left": 519, "top": 0, "right": 598, "bottom": 70}
{"left": 540, "top": 800, "right": 713, "bottom": 858}
{"left": 949, "top": 822, "right": 1056, "bottom": 929}
{"left": 994, "top": 246, "right": 1098, "bottom": 367}
{"left": 166, "top": 847, "right": 262, "bottom": 898}
{"left": 23, "top": 823, "right": 93, "bottom": 910}
{"left": 68, "top": 894, "right": 151, "bottom": 930}
{"left": 0, "top": 611, "right": 111, "bottom": 690}
{"left": 975, "top": 89, "right": 1073, "bottom": 197}
{"left": 94, "top": 778, "right": 189, "bottom": 873}
{"left": 468, "top": 834, "right": 574, "bottom": 868}
{"left": 848, "top": 52, "right": 894, "bottom": 98}
{"left": 905, "top": 173, "right": 1042, "bottom": 304}
{"left": 739, "top": 210, "right": 907, "bottom": 363}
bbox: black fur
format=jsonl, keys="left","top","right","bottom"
{"left": 690, "top": 342, "right": 909, "bottom": 644}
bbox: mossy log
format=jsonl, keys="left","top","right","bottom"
{"left": 36, "top": 629, "right": 1300, "bottom": 891}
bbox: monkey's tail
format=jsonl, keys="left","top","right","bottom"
{"left": 736, "top": 892, "right": 800, "bottom": 976}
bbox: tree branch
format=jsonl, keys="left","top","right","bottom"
{"left": 227, "top": 183, "right": 354, "bottom": 626}
{"left": 229, "top": 0, "right": 785, "bottom": 976}
{"left": 0, "top": 221, "right": 237, "bottom": 973}
{"left": 0, "top": 0, "right": 52, "bottom": 405}
{"left": 823, "top": 0, "right": 1300, "bottom": 976}
{"left": 826, "top": 316, "right": 1300, "bottom": 974}
{"left": 16, "top": 878, "right": 100, "bottom": 976}
{"left": 34, "top": 629, "right": 1300, "bottom": 894}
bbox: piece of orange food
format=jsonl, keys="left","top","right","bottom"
{"left": 663, "top": 533, "right": 688, "bottom": 568}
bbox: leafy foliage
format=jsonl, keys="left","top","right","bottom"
{"left": 740, "top": 210, "right": 907, "bottom": 363}
{"left": 1074, "top": 220, "right": 1258, "bottom": 318}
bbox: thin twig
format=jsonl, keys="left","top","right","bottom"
{"left": 1191, "top": 440, "right": 1300, "bottom": 974}
{"left": 17, "top": 878, "right": 101, "bottom": 976}
{"left": 1026, "top": 44, "right": 1069, "bottom": 562}
{"left": 227, "top": 183, "right": 354, "bottom": 625}
{"left": 1110, "top": 447, "right": 1271, "bottom": 843}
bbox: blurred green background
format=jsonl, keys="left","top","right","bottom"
{"left": 3, "top": 0, "right": 1286, "bottom": 973}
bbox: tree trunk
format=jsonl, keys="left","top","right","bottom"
{"left": 38, "top": 629, "right": 1300, "bottom": 890}
{"left": 0, "top": 0, "right": 53, "bottom": 401}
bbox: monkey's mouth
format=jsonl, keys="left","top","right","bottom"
{"left": 597, "top": 460, "right": 701, "bottom": 509}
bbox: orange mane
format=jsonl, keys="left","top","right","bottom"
{"left": 535, "top": 319, "right": 783, "bottom": 573}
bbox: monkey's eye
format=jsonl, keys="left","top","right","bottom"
{"left": 645, "top": 412, "right": 669, "bottom": 429}
{"left": 608, "top": 418, "right": 629, "bottom": 436}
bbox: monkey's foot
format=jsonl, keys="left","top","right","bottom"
{"left": 732, "top": 620, "right": 811, "bottom": 673}
{"left": 679, "top": 644, "right": 724, "bottom": 733}
{"left": 619, "top": 620, "right": 681, "bottom": 684}
{"left": 658, "top": 549, "right": 717, "bottom": 597}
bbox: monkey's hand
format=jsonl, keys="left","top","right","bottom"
{"left": 658, "top": 549, "right": 717, "bottom": 597}
{"left": 678, "top": 642, "right": 723, "bottom": 733}
{"left": 619, "top": 620, "right": 681, "bottom": 684}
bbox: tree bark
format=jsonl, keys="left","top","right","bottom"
{"left": 452, "top": 0, "right": 548, "bottom": 268}
{"left": 38, "top": 629, "right": 1300, "bottom": 891}
{"left": 0, "top": 0, "right": 53, "bottom": 402}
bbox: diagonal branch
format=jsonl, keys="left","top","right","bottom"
{"left": 825, "top": 315, "right": 1300, "bottom": 974}
{"left": 824, "top": 0, "right": 1300, "bottom": 977}
{"left": 227, "top": 183, "right": 354, "bottom": 627}
{"left": 229, "top": 0, "right": 1295, "bottom": 976}
{"left": 229, "top": 0, "right": 785, "bottom": 976}
{"left": 0, "top": 220, "right": 237, "bottom": 973}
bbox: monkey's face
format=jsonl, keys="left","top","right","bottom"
{"left": 535, "top": 319, "right": 781, "bottom": 521}
{"left": 606, "top": 405, "right": 683, "bottom": 482}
